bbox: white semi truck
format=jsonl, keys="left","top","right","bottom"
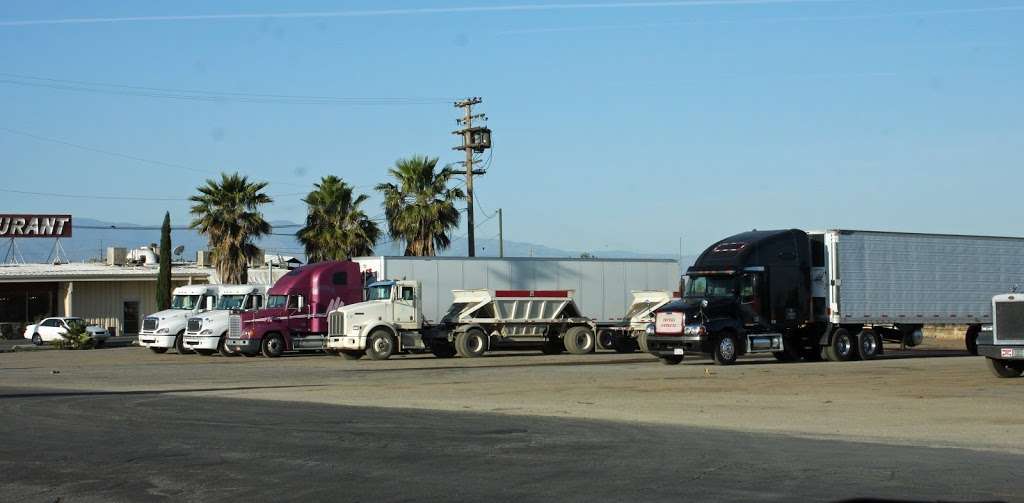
{"left": 138, "top": 285, "right": 219, "bottom": 354}
{"left": 182, "top": 285, "right": 268, "bottom": 356}
{"left": 977, "top": 293, "right": 1024, "bottom": 378}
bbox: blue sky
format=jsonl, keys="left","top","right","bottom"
{"left": 1, "top": 0, "right": 1022, "bottom": 257}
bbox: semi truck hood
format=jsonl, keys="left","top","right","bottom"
{"left": 147, "top": 309, "right": 194, "bottom": 322}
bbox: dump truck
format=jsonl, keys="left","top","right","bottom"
{"left": 978, "top": 293, "right": 1024, "bottom": 378}
{"left": 327, "top": 282, "right": 598, "bottom": 359}
{"left": 646, "top": 229, "right": 1024, "bottom": 365}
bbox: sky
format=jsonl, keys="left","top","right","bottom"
{"left": 1, "top": 0, "right": 1022, "bottom": 258}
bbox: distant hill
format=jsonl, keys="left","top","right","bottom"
{"left": 6, "top": 217, "right": 694, "bottom": 267}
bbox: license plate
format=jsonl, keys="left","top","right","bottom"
{"left": 1002, "top": 348, "right": 1024, "bottom": 358}
{"left": 673, "top": 348, "right": 685, "bottom": 356}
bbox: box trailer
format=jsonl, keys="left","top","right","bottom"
{"left": 646, "top": 229, "right": 1024, "bottom": 365}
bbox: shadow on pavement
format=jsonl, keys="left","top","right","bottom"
{"left": 0, "top": 384, "right": 328, "bottom": 400}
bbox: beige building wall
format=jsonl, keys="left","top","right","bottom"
{"left": 59, "top": 279, "right": 201, "bottom": 335}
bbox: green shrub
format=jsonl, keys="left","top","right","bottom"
{"left": 52, "top": 324, "right": 95, "bottom": 350}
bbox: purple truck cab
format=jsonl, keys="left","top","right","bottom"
{"left": 226, "top": 261, "right": 363, "bottom": 357}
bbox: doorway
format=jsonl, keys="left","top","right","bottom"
{"left": 123, "top": 301, "right": 140, "bottom": 335}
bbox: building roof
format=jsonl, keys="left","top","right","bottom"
{"left": 0, "top": 262, "right": 213, "bottom": 282}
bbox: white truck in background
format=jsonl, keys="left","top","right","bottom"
{"left": 183, "top": 285, "right": 268, "bottom": 357}
{"left": 138, "top": 285, "right": 219, "bottom": 354}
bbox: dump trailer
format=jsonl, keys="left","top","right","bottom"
{"left": 354, "top": 256, "right": 680, "bottom": 350}
{"left": 326, "top": 282, "right": 598, "bottom": 359}
{"left": 977, "top": 294, "right": 1024, "bottom": 378}
{"left": 599, "top": 290, "right": 676, "bottom": 353}
{"left": 647, "top": 229, "right": 1024, "bottom": 365}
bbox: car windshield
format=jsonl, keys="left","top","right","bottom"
{"left": 217, "top": 295, "right": 246, "bottom": 310}
{"left": 170, "top": 295, "right": 201, "bottom": 309}
{"left": 685, "top": 276, "right": 736, "bottom": 298}
{"left": 366, "top": 284, "right": 392, "bottom": 301}
{"left": 266, "top": 295, "right": 287, "bottom": 308}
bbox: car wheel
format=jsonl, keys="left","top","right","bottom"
{"left": 660, "top": 355, "right": 684, "bottom": 365}
{"left": 713, "top": 332, "right": 739, "bottom": 366}
{"left": 32, "top": 333, "right": 42, "bottom": 346}
{"left": 986, "top": 358, "right": 1024, "bottom": 378}
{"left": 563, "top": 326, "right": 596, "bottom": 355}
{"left": 174, "top": 332, "right": 193, "bottom": 355}
{"left": 261, "top": 334, "right": 285, "bottom": 358}
{"left": 366, "top": 330, "right": 395, "bottom": 360}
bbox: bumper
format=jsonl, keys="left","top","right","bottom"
{"left": 225, "top": 338, "right": 261, "bottom": 355}
{"left": 138, "top": 334, "right": 175, "bottom": 348}
{"left": 646, "top": 334, "right": 705, "bottom": 356}
{"left": 327, "top": 335, "right": 365, "bottom": 351}
{"left": 979, "top": 344, "right": 1024, "bottom": 360}
{"left": 183, "top": 334, "right": 219, "bottom": 351}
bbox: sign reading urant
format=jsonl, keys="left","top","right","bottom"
{"left": 0, "top": 214, "right": 73, "bottom": 238}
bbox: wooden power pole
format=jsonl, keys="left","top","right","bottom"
{"left": 452, "top": 97, "right": 492, "bottom": 257}
{"left": 498, "top": 208, "right": 504, "bottom": 258}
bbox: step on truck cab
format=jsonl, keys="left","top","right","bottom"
{"left": 647, "top": 229, "right": 1024, "bottom": 366}
{"left": 977, "top": 294, "right": 1024, "bottom": 378}
{"left": 138, "top": 285, "right": 219, "bottom": 354}
{"left": 326, "top": 282, "right": 598, "bottom": 360}
{"left": 225, "top": 261, "right": 362, "bottom": 358}
{"left": 182, "top": 284, "right": 268, "bottom": 356}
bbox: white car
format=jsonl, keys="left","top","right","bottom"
{"left": 24, "top": 317, "right": 111, "bottom": 347}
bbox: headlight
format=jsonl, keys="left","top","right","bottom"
{"left": 645, "top": 323, "right": 656, "bottom": 336}
{"left": 156, "top": 328, "right": 170, "bottom": 334}
{"left": 200, "top": 329, "right": 213, "bottom": 335}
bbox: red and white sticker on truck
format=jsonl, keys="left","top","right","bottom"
{"left": 656, "top": 312, "right": 684, "bottom": 334}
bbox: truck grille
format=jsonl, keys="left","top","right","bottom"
{"left": 229, "top": 315, "right": 242, "bottom": 339}
{"left": 142, "top": 318, "right": 158, "bottom": 331}
{"left": 187, "top": 318, "right": 202, "bottom": 333}
{"left": 995, "top": 300, "right": 1024, "bottom": 343}
{"left": 328, "top": 312, "right": 344, "bottom": 337}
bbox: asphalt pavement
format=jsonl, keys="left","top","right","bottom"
{"left": 0, "top": 336, "right": 136, "bottom": 352}
{"left": 0, "top": 386, "right": 1017, "bottom": 502}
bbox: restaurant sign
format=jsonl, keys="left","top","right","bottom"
{"left": 0, "top": 214, "right": 73, "bottom": 238}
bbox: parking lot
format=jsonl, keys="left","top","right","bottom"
{"left": 1, "top": 342, "right": 1021, "bottom": 502}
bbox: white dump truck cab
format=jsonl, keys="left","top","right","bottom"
{"left": 326, "top": 280, "right": 425, "bottom": 360}
{"left": 138, "top": 285, "right": 219, "bottom": 355}
{"left": 183, "top": 284, "right": 267, "bottom": 357}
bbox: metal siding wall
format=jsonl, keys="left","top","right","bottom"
{"left": 837, "top": 232, "right": 1024, "bottom": 324}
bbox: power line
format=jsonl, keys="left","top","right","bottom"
{"left": 0, "top": 187, "right": 307, "bottom": 201}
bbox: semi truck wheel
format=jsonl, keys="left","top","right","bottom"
{"left": 217, "top": 336, "right": 237, "bottom": 357}
{"left": 713, "top": 332, "right": 739, "bottom": 365}
{"left": 455, "top": 329, "right": 488, "bottom": 358}
{"left": 966, "top": 326, "right": 981, "bottom": 356}
{"left": 825, "top": 329, "right": 858, "bottom": 362}
{"left": 366, "top": 330, "right": 395, "bottom": 360}
{"left": 857, "top": 331, "right": 882, "bottom": 360}
{"left": 563, "top": 326, "right": 596, "bottom": 355}
{"left": 261, "top": 334, "right": 285, "bottom": 358}
{"left": 598, "top": 330, "right": 615, "bottom": 350}
{"left": 637, "top": 332, "right": 649, "bottom": 353}
{"left": 149, "top": 347, "right": 168, "bottom": 354}
{"left": 986, "top": 358, "right": 1024, "bottom": 378}
{"left": 339, "top": 350, "right": 365, "bottom": 360}
{"left": 174, "top": 331, "right": 194, "bottom": 355}
{"left": 659, "top": 355, "right": 683, "bottom": 365}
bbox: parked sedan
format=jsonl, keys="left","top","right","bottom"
{"left": 23, "top": 317, "right": 110, "bottom": 347}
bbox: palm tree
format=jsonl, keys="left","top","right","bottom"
{"left": 376, "top": 156, "right": 465, "bottom": 256}
{"left": 189, "top": 173, "right": 273, "bottom": 284}
{"left": 297, "top": 176, "right": 380, "bottom": 262}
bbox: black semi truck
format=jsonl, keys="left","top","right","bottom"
{"left": 645, "top": 229, "right": 1024, "bottom": 365}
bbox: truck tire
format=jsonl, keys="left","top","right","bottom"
{"left": 149, "top": 347, "right": 168, "bottom": 354}
{"left": 660, "top": 355, "right": 683, "bottom": 365}
{"left": 966, "top": 326, "right": 981, "bottom": 356}
{"left": 713, "top": 332, "right": 739, "bottom": 366}
{"left": 175, "top": 331, "right": 193, "bottom": 355}
{"left": 217, "top": 335, "right": 236, "bottom": 357}
{"left": 430, "top": 341, "right": 457, "bottom": 359}
{"left": 366, "top": 330, "right": 395, "bottom": 360}
{"left": 825, "top": 328, "right": 857, "bottom": 362}
{"left": 598, "top": 330, "right": 615, "bottom": 351}
{"left": 455, "top": 329, "right": 488, "bottom": 358}
{"left": 637, "top": 332, "right": 649, "bottom": 354}
{"left": 563, "top": 326, "right": 596, "bottom": 355}
{"left": 986, "top": 358, "right": 1024, "bottom": 378}
{"left": 339, "top": 350, "right": 365, "bottom": 360}
{"left": 541, "top": 337, "right": 564, "bottom": 355}
{"left": 261, "top": 333, "right": 285, "bottom": 358}
{"left": 857, "top": 330, "right": 882, "bottom": 360}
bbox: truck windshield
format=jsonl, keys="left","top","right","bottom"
{"left": 266, "top": 295, "right": 287, "bottom": 308}
{"left": 217, "top": 295, "right": 246, "bottom": 310}
{"left": 170, "top": 295, "right": 201, "bottom": 310}
{"left": 685, "top": 276, "right": 735, "bottom": 298}
{"left": 366, "top": 284, "right": 392, "bottom": 301}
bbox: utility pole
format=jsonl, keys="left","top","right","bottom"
{"left": 498, "top": 208, "right": 504, "bottom": 258}
{"left": 452, "top": 97, "right": 492, "bottom": 257}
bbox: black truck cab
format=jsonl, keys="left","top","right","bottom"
{"left": 646, "top": 229, "right": 813, "bottom": 365}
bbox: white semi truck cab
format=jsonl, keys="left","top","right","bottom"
{"left": 138, "top": 285, "right": 219, "bottom": 354}
{"left": 182, "top": 285, "right": 267, "bottom": 356}
{"left": 977, "top": 293, "right": 1024, "bottom": 378}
